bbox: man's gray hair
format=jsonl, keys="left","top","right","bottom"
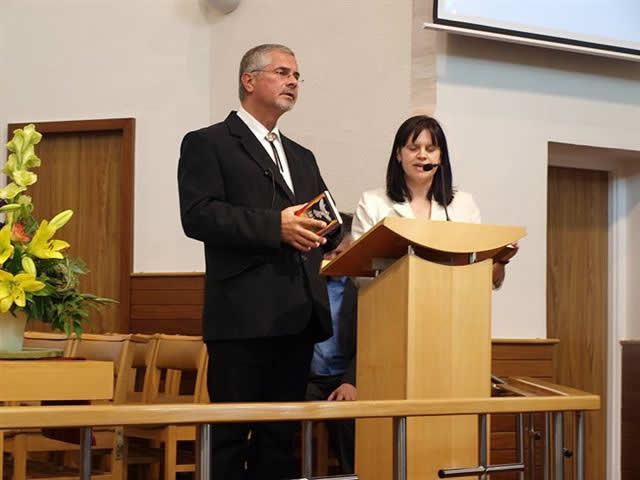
{"left": 238, "top": 44, "right": 295, "bottom": 100}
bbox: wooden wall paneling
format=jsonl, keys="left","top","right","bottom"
{"left": 491, "top": 339, "right": 557, "bottom": 479}
{"left": 621, "top": 341, "right": 640, "bottom": 479}
{"left": 129, "top": 273, "right": 204, "bottom": 335}
{"left": 547, "top": 166, "right": 608, "bottom": 479}
{"left": 7, "top": 119, "right": 134, "bottom": 333}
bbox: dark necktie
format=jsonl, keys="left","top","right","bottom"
{"left": 265, "top": 132, "right": 284, "bottom": 173}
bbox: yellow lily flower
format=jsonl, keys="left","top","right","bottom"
{"left": 50, "top": 210, "right": 73, "bottom": 230}
{"left": 0, "top": 203, "right": 21, "bottom": 213}
{"left": 21, "top": 256, "right": 36, "bottom": 275}
{"left": 1, "top": 154, "right": 18, "bottom": 177}
{"left": 0, "top": 270, "right": 45, "bottom": 313}
{"left": 26, "top": 220, "right": 70, "bottom": 259}
{"left": 13, "top": 170, "right": 37, "bottom": 187}
{"left": 0, "top": 182, "right": 26, "bottom": 200}
{"left": 0, "top": 225, "right": 14, "bottom": 265}
{"left": 20, "top": 145, "right": 41, "bottom": 170}
{"left": 6, "top": 124, "right": 42, "bottom": 155}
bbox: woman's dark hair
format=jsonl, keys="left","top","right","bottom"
{"left": 385, "top": 115, "right": 455, "bottom": 206}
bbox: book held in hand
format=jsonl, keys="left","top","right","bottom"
{"left": 295, "top": 190, "right": 342, "bottom": 236}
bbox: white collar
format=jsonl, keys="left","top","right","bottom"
{"left": 237, "top": 106, "right": 281, "bottom": 141}
{"left": 391, "top": 200, "right": 415, "bottom": 219}
{"left": 391, "top": 197, "right": 446, "bottom": 220}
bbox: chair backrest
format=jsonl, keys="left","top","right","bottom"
{"left": 23, "top": 331, "right": 73, "bottom": 357}
{"left": 143, "top": 334, "right": 208, "bottom": 404}
{"left": 70, "top": 333, "right": 134, "bottom": 404}
{"left": 125, "top": 334, "right": 157, "bottom": 404}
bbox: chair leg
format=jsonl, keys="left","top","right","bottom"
{"left": 111, "top": 428, "right": 124, "bottom": 480}
{"left": 12, "top": 434, "right": 27, "bottom": 480}
{"left": 0, "top": 431, "right": 4, "bottom": 480}
{"left": 315, "top": 422, "right": 329, "bottom": 476}
{"left": 121, "top": 434, "right": 128, "bottom": 480}
{"left": 149, "top": 440, "right": 161, "bottom": 480}
{"left": 164, "top": 427, "right": 177, "bottom": 480}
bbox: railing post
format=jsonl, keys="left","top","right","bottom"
{"left": 478, "top": 414, "right": 488, "bottom": 480}
{"left": 553, "top": 412, "right": 564, "bottom": 480}
{"left": 302, "top": 420, "right": 313, "bottom": 480}
{"left": 79, "top": 426, "right": 93, "bottom": 480}
{"left": 196, "top": 423, "right": 212, "bottom": 480}
{"left": 393, "top": 416, "right": 407, "bottom": 480}
{"left": 575, "top": 411, "right": 585, "bottom": 480}
{"left": 529, "top": 414, "right": 536, "bottom": 480}
{"left": 516, "top": 413, "right": 525, "bottom": 480}
{"left": 544, "top": 412, "right": 550, "bottom": 480}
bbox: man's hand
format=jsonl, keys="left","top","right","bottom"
{"left": 327, "top": 383, "right": 357, "bottom": 401}
{"left": 281, "top": 204, "right": 327, "bottom": 252}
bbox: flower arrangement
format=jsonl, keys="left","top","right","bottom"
{"left": 1, "top": 124, "right": 114, "bottom": 337}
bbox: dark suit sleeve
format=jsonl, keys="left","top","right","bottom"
{"left": 178, "top": 130, "right": 281, "bottom": 249}
{"left": 341, "top": 355, "right": 356, "bottom": 386}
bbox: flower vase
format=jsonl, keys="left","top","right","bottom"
{"left": 0, "top": 311, "right": 27, "bottom": 352}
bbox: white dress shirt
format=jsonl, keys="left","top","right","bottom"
{"left": 236, "top": 106, "right": 295, "bottom": 193}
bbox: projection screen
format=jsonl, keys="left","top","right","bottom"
{"left": 433, "top": 0, "right": 640, "bottom": 56}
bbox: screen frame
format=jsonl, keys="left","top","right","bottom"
{"left": 432, "top": 0, "right": 640, "bottom": 58}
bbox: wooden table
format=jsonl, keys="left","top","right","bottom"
{"left": 0, "top": 359, "right": 113, "bottom": 479}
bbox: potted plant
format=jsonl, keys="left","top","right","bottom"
{"left": 0, "top": 124, "right": 114, "bottom": 352}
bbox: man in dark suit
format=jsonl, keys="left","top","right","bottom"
{"left": 178, "top": 43, "right": 342, "bottom": 480}
{"left": 306, "top": 214, "right": 357, "bottom": 474}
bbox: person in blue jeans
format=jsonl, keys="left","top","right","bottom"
{"left": 306, "top": 213, "right": 357, "bottom": 474}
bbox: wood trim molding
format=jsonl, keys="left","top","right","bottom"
{"left": 8, "top": 118, "right": 135, "bottom": 333}
{"left": 492, "top": 338, "right": 560, "bottom": 345}
{"left": 132, "top": 272, "right": 203, "bottom": 277}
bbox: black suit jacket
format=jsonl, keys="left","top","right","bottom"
{"left": 178, "top": 112, "right": 342, "bottom": 343}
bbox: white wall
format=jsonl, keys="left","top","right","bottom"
{"left": 1, "top": 0, "right": 411, "bottom": 273}
{"left": 3, "top": 0, "right": 640, "bottom": 342}
{"left": 431, "top": 35, "right": 640, "bottom": 338}
{"left": 1, "top": 0, "right": 211, "bottom": 273}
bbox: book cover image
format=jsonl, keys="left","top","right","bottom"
{"left": 295, "top": 190, "right": 342, "bottom": 236}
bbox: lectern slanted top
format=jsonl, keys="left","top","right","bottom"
{"left": 321, "top": 216, "right": 526, "bottom": 277}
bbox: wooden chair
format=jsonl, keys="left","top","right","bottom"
{"left": 125, "top": 334, "right": 157, "bottom": 405}
{"left": 2, "top": 331, "right": 74, "bottom": 479}
{"left": 23, "top": 331, "right": 74, "bottom": 357}
{"left": 3, "top": 333, "right": 134, "bottom": 480}
{"left": 123, "top": 334, "right": 208, "bottom": 480}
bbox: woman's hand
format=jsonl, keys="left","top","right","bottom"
{"left": 493, "top": 242, "right": 519, "bottom": 289}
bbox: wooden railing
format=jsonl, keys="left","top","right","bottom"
{"left": 0, "top": 390, "right": 599, "bottom": 480}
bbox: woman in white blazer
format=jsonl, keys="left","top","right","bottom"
{"left": 352, "top": 115, "right": 513, "bottom": 287}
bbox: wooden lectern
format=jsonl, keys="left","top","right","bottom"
{"left": 321, "top": 217, "right": 526, "bottom": 480}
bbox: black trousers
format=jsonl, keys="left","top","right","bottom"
{"left": 305, "top": 375, "right": 355, "bottom": 474}
{"left": 206, "top": 329, "right": 314, "bottom": 480}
